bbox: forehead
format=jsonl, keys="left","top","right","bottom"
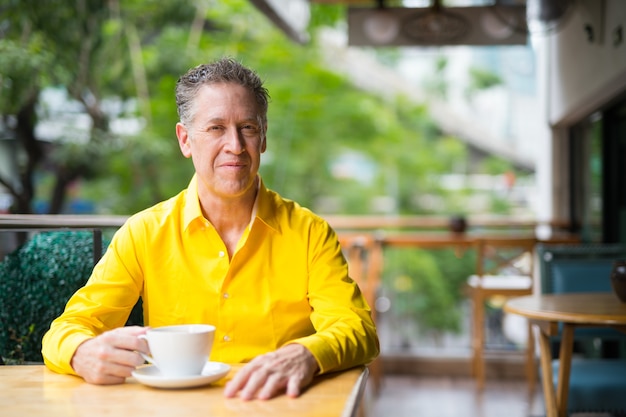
{"left": 192, "top": 83, "right": 259, "bottom": 119}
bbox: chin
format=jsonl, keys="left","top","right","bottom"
{"left": 216, "top": 179, "right": 255, "bottom": 197}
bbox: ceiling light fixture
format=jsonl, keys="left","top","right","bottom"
{"left": 348, "top": 1, "right": 528, "bottom": 47}
{"left": 362, "top": 0, "right": 400, "bottom": 44}
{"left": 402, "top": 0, "right": 469, "bottom": 44}
{"left": 482, "top": 1, "right": 528, "bottom": 40}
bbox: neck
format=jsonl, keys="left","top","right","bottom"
{"left": 198, "top": 178, "right": 259, "bottom": 256}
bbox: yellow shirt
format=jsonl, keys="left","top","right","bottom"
{"left": 42, "top": 175, "right": 379, "bottom": 375}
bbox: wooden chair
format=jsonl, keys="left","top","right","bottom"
{"left": 536, "top": 243, "right": 626, "bottom": 416}
{"left": 339, "top": 234, "right": 384, "bottom": 396}
{"left": 465, "top": 237, "right": 537, "bottom": 391}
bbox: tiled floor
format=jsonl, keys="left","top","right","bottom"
{"left": 363, "top": 374, "right": 545, "bottom": 417}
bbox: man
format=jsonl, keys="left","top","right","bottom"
{"left": 42, "top": 57, "right": 379, "bottom": 400}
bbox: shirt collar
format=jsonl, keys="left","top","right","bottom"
{"left": 254, "top": 177, "right": 281, "bottom": 233}
{"left": 182, "top": 174, "right": 276, "bottom": 232}
{"left": 182, "top": 175, "right": 204, "bottom": 231}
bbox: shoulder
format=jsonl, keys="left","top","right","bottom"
{"left": 260, "top": 187, "right": 337, "bottom": 242}
{"left": 122, "top": 189, "right": 187, "bottom": 233}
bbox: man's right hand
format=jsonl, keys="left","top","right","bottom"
{"left": 70, "top": 326, "right": 149, "bottom": 385}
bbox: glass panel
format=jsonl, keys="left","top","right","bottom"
{"left": 587, "top": 116, "right": 603, "bottom": 242}
{"left": 378, "top": 246, "right": 477, "bottom": 354}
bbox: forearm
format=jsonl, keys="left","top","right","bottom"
{"left": 293, "top": 312, "right": 379, "bottom": 374}
{"left": 42, "top": 321, "right": 95, "bottom": 375}
{"left": 42, "top": 259, "right": 141, "bottom": 373}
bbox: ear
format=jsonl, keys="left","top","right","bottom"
{"left": 176, "top": 122, "right": 192, "bottom": 158}
{"left": 260, "top": 124, "right": 267, "bottom": 153}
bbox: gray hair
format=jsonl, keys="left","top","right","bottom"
{"left": 175, "top": 57, "right": 269, "bottom": 133}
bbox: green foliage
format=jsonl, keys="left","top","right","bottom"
{"left": 382, "top": 247, "right": 475, "bottom": 335}
{"left": 489, "top": 195, "right": 512, "bottom": 214}
{"left": 468, "top": 66, "right": 503, "bottom": 90}
{"left": 0, "top": 232, "right": 103, "bottom": 363}
{"left": 465, "top": 66, "right": 504, "bottom": 99}
{"left": 309, "top": 4, "right": 345, "bottom": 30}
{"left": 1, "top": 0, "right": 474, "bottom": 217}
{"left": 480, "top": 156, "right": 514, "bottom": 175}
{"left": 0, "top": 231, "right": 143, "bottom": 363}
{"left": 423, "top": 54, "right": 449, "bottom": 98}
{"left": 0, "top": 37, "right": 52, "bottom": 114}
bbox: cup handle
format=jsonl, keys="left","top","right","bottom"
{"left": 137, "top": 334, "right": 155, "bottom": 365}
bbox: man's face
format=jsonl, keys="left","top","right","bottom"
{"left": 176, "top": 83, "right": 266, "bottom": 200}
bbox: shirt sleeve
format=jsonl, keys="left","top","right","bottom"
{"left": 288, "top": 219, "right": 380, "bottom": 374}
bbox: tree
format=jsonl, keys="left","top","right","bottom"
{"left": 1, "top": 1, "right": 470, "bottom": 216}
{"left": 0, "top": 0, "right": 199, "bottom": 214}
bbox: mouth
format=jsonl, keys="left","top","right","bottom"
{"left": 219, "top": 160, "right": 248, "bottom": 169}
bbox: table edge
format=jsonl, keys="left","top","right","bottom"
{"left": 341, "top": 366, "right": 369, "bottom": 417}
{"left": 504, "top": 293, "right": 626, "bottom": 324}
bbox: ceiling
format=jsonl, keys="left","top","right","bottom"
{"left": 249, "top": 0, "right": 572, "bottom": 46}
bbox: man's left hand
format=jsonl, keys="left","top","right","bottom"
{"left": 223, "top": 343, "right": 319, "bottom": 400}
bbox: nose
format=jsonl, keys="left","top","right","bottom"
{"left": 225, "top": 127, "right": 246, "bottom": 155}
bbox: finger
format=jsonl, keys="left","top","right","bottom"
{"left": 113, "top": 325, "right": 150, "bottom": 338}
{"left": 79, "top": 357, "right": 134, "bottom": 385}
{"left": 106, "top": 361, "right": 140, "bottom": 379}
{"left": 89, "top": 336, "right": 143, "bottom": 367}
{"left": 118, "top": 349, "right": 147, "bottom": 368}
{"left": 85, "top": 363, "right": 136, "bottom": 384}
{"left": 83, "top": 372, "right": 127, "bottom": 385}
{"left": 239, "top": 367, "right": 271, "bottom": 401}
{"left": 87, "top": 332, "right": 145, "bottom": 368}
{"left": 285, "top": 376, "right": 304, "bottom": 398}
{"left": 223, "top": 380, "right": 240, "bottom": 398}
{"left": 102, "top": 326, "right": 149, "bottom": 352}
{"left": 257, "top": 373, "right": 288, "bottom": 400}
{"left": 224, "top": 363, "right": 257, "bottom": 397}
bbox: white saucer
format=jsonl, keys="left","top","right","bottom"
{"left": 131, "top": 361, "right": 231, "bottom": 389}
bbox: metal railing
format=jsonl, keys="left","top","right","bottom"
{"left": 0, "top": 214, "right": 128, "bottom": 265}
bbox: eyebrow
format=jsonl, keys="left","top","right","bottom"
{"left": 205, "top": 117, "right": 259, "bottom": 124}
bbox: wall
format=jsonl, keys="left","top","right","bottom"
{"left": 534, "top": 0, "right": 626, "bottom": 230}
{"left": 548, "top": 0, "right": 626, "bottom": 126}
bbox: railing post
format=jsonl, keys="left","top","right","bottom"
{"left": 92, "top": 228, "right": 102, "bottom": 265}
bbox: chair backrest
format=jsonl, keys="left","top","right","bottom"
{"left": 536, "top": 246, "right": 626, "bottom": 416}
{"left": 474, "top": 237, "right": 537, "bottom": 279}
{"left": 536, "top": 242, "right": 626, "bottom": 357}
{"left": 338, "top": 234, "right": 383, "bottom": 319}
{"left": 537, "top": 243, "right": 626, "bottom": 294}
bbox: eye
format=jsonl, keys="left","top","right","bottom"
{"left": 241, "top": 124, "right": 259, "bottom": 135}
{"left": 199, "top": 125, "right": 224, "bottom": 140}
{"left": 204, "top": 125, "right": 224, "bottom": 136}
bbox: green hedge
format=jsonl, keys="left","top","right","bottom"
{"left": 0, "top": 231, "right": 142, "bottom": 364}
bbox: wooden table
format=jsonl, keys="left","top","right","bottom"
{"left": 0, "top": 364, "right": 368, "bottom": 417}
{"left": 504, "top": 293, "right": 626, "bottom": 417}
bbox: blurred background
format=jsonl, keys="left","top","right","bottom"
{"left": 1, "top": 0, "right": 625, "bottom": 384}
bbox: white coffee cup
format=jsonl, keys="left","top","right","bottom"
{"left": 138, "top": 324, "right": 215, "bottom": 377}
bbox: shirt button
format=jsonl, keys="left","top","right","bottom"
{"left": 223, "top": 293, "right": 230, "bottom": 299}
{"left": 218, "top": 251, "right": 225, "bottom": 258}
{"left": 223, "top": 335, "right": 231, "bottom": 342}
